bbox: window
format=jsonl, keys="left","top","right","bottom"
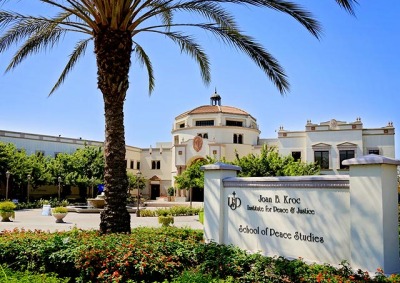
{"left": 226, "top": 120, "right": 243, "bottom": 127}
{"left": 137, "top": 162, "right": 141, "bottom": 170}
{"left": 195, "top": 120, "right": 214, "bottom": 126}
{"left": 369, "top": 149, "right": 379, "bottom": 155}
{"left": 174, "top": 135, "right": 179, "bottom": 145}
{"left": 339, "top": 150, "right": 355, "bottom": 169}
{"left": 179, "top": 123, "right": 185, "bottom": 128}
{"left": 125, "top": 160, "right": 128, "bottom": 168}
{"left": 292, "top": 151, "right": 301, "bottom": 161}
{"left": 197, "top": 133, "right": 208, "bottom": 139}
{"left": 151, "top": 160, "right": 161, "bottom": 170}
{"left": 233, "top": 134, "right": 243, "bottom": 144}
{"left": 314, "top": 151, "right": 329, "bottom": 169}
{"left": 130, "top": 160, "right": 134, "bottom": 169}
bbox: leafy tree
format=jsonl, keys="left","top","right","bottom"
{"left": 127, "top": 172, "right": 147, "bottom": 204}
{"left": 127, "top": 172, "right": 146, "bottom": 192}
{"left": 5, "top": 147, "right": 31, "bottom": 200}
{"left": 175, "top": 157, "right": 215, "bottom": 207}
{"left": 0, "top": 0, "right": 357, "bottom": 233}
{"left": 0, "top": 142, "right": 18, "bottom": 187}
{"left": 25, "top": 154, "right": 53, "bottom": 191}
{"left": 233, "top": 145, "right": 320, "bottom": 177}
{"left": 49, "top": 146, "right": 104, "bottom": 200}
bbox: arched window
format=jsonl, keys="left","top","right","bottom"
{"left": 233, "top": 134, "right": 243, "bottom": 144}
{"left": 151, "top": 160, "right": 161, "bottom": 170}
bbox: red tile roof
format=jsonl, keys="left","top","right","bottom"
{"left": 176, "top": 105, "right": 252, "bottom": 119}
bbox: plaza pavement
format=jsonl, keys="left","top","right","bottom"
{"left": 0, "top": 208, "right": 204, "bottom": 233}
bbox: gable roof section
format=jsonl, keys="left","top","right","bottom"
{"left": 312, "top": 143, "right": 331, "bottom": 149}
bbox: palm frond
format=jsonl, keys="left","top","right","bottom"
{"left": 335, "top": 0, "right": 358, "bottom": 16}
{"left": 199, "top": 0, "right": 322, "bottom": 39}
{"left": 0, "top": 11, "right": 88, "bottom": 53}
{"left": 6, "top": 25, "right": 66, "bottom": 71}
{"left": 40, "top": 0, "right": 98, "bottom": 31}
{"left": 149, "top": 0, "right": 174, "bottom": 32}
{"left": 200, "top": 24, "right": 289, "bottom": 93}
{"left": 159, "top": 31, "right": 210, "bottom": 84}
{"left": 133, "top": 42, "right": 155, "bottom": 95}
{"left": 167, "top": 1, "right": 237, "bottom": 29}
{"left": 129, "top": 0, "right": 238, "bottom": 32}
{"left": 50, "top": 38, "right": 90, "bottom": 95}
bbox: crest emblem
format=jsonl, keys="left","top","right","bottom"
{"left": 228, "top": 191, "right": 241, "bottom": 210}
{"left": 193, "top": 136, "right": 203, "bottom": 152}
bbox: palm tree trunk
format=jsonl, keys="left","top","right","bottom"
{"left": 95, "top": 28, "right": 132, "bottom": 234}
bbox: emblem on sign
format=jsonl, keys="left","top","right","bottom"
{"left": 228, "top": 191, "right": 241, "bottom": 210}
{"left": 193, "top": 136, "right": 203, "bottom": 152}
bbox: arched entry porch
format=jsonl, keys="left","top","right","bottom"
{"left": 149, "top": 175, "right": 161, "bottom": 200}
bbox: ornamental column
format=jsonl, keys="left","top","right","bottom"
{"left": 343, "top": 155, "right": 400, "bottom": 274}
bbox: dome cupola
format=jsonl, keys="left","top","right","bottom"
{"left": 210, "top": 89, "right": 221, "bottom": 106}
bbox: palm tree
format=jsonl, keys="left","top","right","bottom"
{"left": 0, "top": 0, "right": 358, "bottom": 233}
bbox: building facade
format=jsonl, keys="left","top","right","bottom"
{"left": 0, "top": 92, "right": 395, "bottom": 200}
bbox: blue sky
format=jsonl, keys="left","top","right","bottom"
{"left": 0, "top": 1, "right": 399, "bottom": 157}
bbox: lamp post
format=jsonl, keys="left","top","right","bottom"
{"left": 90, "top": 177, "right": 94, "bottom": 198}
{"left": 5, "top": 171, "right": 10, "bottom": 200}
{"left": 136, "top": 171, "right": 142, "bottom": 217}
{"left": 58, "top": 176, "right": 62, "bottom": 201}
{"left": 27, "top": 174, "right": 31, "bottom": 203}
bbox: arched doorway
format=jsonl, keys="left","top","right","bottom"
{"left": 149, "top": 175, "right": 161, "bottom": 200}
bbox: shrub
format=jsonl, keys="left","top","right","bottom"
{"left": 0, "top": 228, "right": 399, "bottom": 282}
{"left": 0, "top": 265, "right": 69, "bottom": 283}
{"left": 156, "top": 208, "right": 170, "bottom": 217}
{"left": 168, "top": 187, "right": 175, "bottom": 196}
{"left": 0, "top": 201, "right": 16, "bottom": 220}
{"left": 198, "top": 211, "right": 204, "bottom": 224}
{"left": 158, "top": 215, "right": 174, "bottom": 227}
{"left": 138, "top": 209, "right": 156, "bottom": 217}
{"left": 153, "top": 206, "right": 201, "bottom": 217}
{"left": 51, "top": 207, "right": 68, "bottom": 214}
{"left": 0, "top": 201, "right": 16, "bottom": 212}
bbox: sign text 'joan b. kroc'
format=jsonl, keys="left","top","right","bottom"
{"left": 244, "top": 194, "right": 315, "bottom": 215}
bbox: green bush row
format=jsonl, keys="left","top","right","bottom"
{"left": 0, "top": 265, "right": 69, "bottom": 283}
{"left": 139, "top": 206, "right": 202, "bottom": 217}
{"left": 0, "top": 228, "right": 399, "bottom": 282}
{"left": 11, "top": 198, "right": 70, "bottom": 210}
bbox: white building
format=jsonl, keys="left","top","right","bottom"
{"left": 0, "top": 92, "right": 395, "bottom": 200}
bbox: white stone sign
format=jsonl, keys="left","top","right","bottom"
{"left": 202, "top": 156, "right": 400, "bottom": 274}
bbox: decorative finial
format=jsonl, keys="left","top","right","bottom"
{"left": 210, "top": 88, "right": 221, "bottom": 106}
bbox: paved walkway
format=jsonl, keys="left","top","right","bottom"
{"left": 0, "top": 209, "right": 203, "bottom": 233}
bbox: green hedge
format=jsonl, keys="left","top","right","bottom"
{"left": 0, "top": 265, "right": 68, "bottom": 283}
{"left": 139, "top": 206, "right": 202, "bottom": 217}
{"left": 0, "top": 228, "right": 399, "bottom": 282}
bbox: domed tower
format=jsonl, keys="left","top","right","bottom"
{"left": 172, "top": 90, "right": 260, "bottom": 168}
